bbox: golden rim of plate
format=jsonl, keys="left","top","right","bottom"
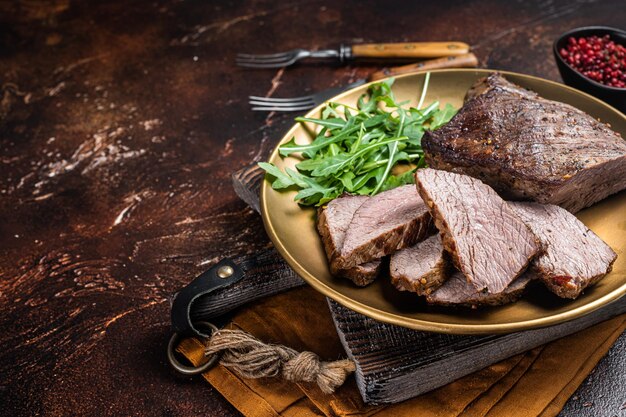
{"left": 260, "top": 68, "right": 626, "bottom": 334}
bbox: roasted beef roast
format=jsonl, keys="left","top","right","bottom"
{"left": 415, "top": 168, "right": 540, "bottom": 294}
{"left": 423, "top": 73, "right": 626, "bottom": 213}
{"left": 510, "top": 202, "right": 617, "bottom": 298}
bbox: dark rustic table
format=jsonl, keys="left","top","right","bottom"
{"left": 1, "top": 1, "right": 624, "bottom": 416}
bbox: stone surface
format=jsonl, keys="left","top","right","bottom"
{"left": 0, "top": 0, "right": 624, "bottom": 415}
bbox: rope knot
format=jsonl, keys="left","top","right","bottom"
{"left": 204, "top": 329, "right": 355, "bottom": 394}
{"left": 283, "top": 351, "right": 321, "bottom": 382}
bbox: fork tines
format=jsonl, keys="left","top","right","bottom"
{"left": 248, "top": 95, "right": 316, "bottom": 112}
{"left": 247, "top": 79, "right": 366, "bottom": 112}
{"left": 236, "top": 50, "right": 299, "bottom": 68}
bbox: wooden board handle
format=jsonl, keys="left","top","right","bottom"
{"left": 351, "top": 42, "right": 470, "bottom": 59}
{"left": 188, "top": 248, "right": 304, "bottom": 321}
{"left": 368, "top": 53, "right": 479, "bottom": 81}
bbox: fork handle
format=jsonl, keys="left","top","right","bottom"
{"left": 351, "top": 42, "right": 470, "bottom": 59}
{"left": 368, "top": 53, "right": 479, "bottom": 81}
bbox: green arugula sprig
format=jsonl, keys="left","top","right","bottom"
{"left": 259, "top": 74, "right": 456, "bottom": 206}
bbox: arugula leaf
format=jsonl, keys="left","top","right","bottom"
{"left": 279, "top": 124, "right": 361, "bottom": 158}
{"left": 380, "top": 168, "right": 416, "bottom": 192}
{"left": 311, "top": 153, "right": 352, "bottom": 177}
{"left": 372, "top": 109, "right": 406, "bottom": 194}
{"left": 295, "top": 116, "right": 346, "bottom": 130}
{"left": 258, "top": 162, "right": 295, "bottom": 189}
{"left": 311, "top": 136, "right": 407, "bottom": 177}
{"left": 372, "top": 141, "right": 398, "bottom": 194}
{"left": 430, "top": 103, "right": 457, "bottom": 130}
{"left": 295, "top": 158, "right": 322, "bottom": 172}
{"left": 338, "top": 171, "right": 355, "bottom": 189}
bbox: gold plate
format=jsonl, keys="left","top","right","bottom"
{"left": 260, "top": 69, "right": 626, "bottom": 334}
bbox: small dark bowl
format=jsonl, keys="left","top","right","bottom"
{"left": 553, "top": 26, "right": 626, "bottom": 113}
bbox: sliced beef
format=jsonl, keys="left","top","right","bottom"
{"left": 426, "top": 271, "right": 534, "bottom": 307}
{"left": 317, "top": 194, "right": 381, "bottom": 286}
{"left": 423, "top": 73, "right": 626, "bottom": 213}
{"left": 390, "top": 234, "right": 449, "bottom": 295}
{"left": 510, "top": 202, "right": 617, "bottom": 299}
{"left": 337, "top": 261, "right": 383, "bottom": 287}
{"left": 336, "top": 185, "right": 434, "bottom": 269}
{"left": 317, "top": 195, "right": 367, "bottom": 262}
{"left": 415, "top": 168, "right": 540, "bottom": 293}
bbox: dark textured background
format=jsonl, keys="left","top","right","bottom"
{"left": 0, "top": 0, "right": 624, "bottom": 415}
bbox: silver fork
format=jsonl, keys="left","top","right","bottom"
{"left": 249, "top": 80, "right": 367, "bottom": 112}
{"left": 237, "top": 47, "right": 347, "bottom": 69}
{"left": 236, "top": 42, "right": 470, "bottom": 68}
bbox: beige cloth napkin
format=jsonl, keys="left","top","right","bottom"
{"left": 178, "top": 286, "right": 625, "bottom": 417}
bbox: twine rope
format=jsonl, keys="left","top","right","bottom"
{"left": 204, "top": 329, "right": 356, "bottom": 394}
